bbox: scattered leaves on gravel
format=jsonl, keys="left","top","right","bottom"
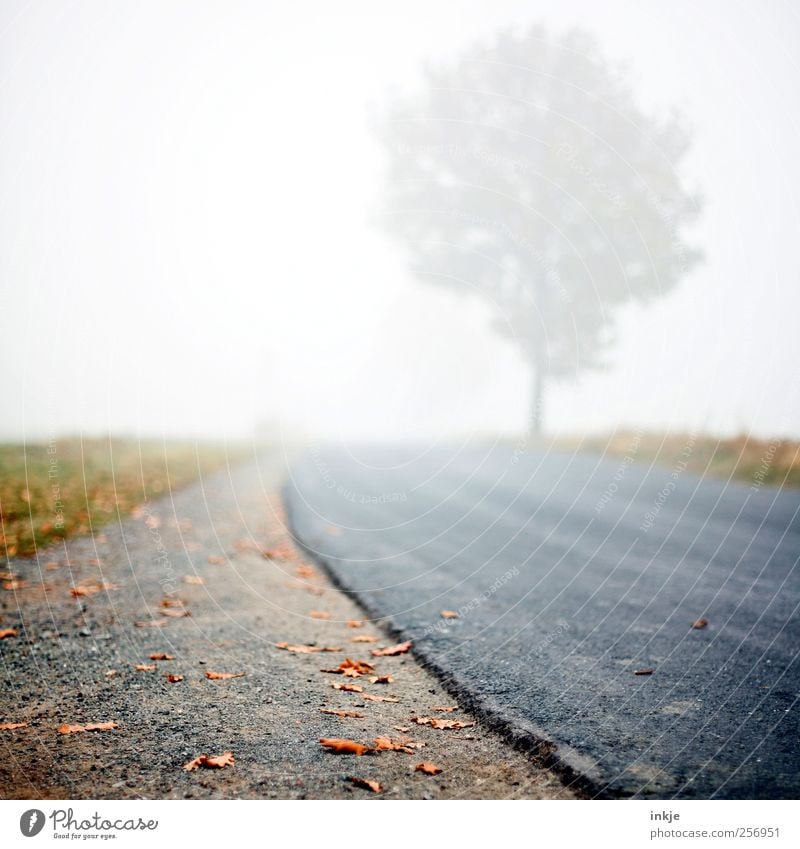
{"left": 416, "top": 761, "right": 443, "bottom": 775}
{"left": 320, "top": 738, "right": 371, "bottom": 756}
{"left": 184, "top": 751, "right": 234, "bottom": 771}
{"left": 371, "top": 641, "right": 412, "bottom": 657}
{"left": 205, "top": 671, "right": 245, "bottom": 680}
{"left": 350, "top": 776, "right": 383, "bottom": 793}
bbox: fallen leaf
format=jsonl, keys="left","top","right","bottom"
{"left": 205, "top": 671, "right": 245, "bottom": 680}
{"left": 309, "top": 610, "right": 331, "bottom": 620}
{"left": 135, "top": 664, "right": 156, "bottom": 671}
{"left": 149, "top": 653, "right": 175, "bottom": 661}
{"left": 70, "top": 581, "right": 118, "bottom": 597}
{"left": 183, "top": 751, "right": 234, "bottom": 771}
{"left": 0, "top": 628, "right": 18, "bottom": 639}
{"left": 58, "top": 721, "right": 118, "bottom": 734}
{"left": 183, "top": 575, "right": 204, "bottom": 585}
{"left": 352, "top": 635, "right": 379, "bottom": 643}
{"left": 331, "top": 682, "right": 363, "bottom": 693}
{"left": 207, "top": 556, "right": 226, "bottom": 565}
{"left": 165, "top": 674, "right": 184, "bottom": 683}
{"left": 634, "top": 668, "right": 655, "bottom": 676}
{"left": 295, "top": 563, "right": 316, "bottom": 577}
{"left": 322, "top": 657, "right": 374, "bottom": 677}
{"left": 350, "top": 776, "right": 382, "bottom": 793}
{"left": 432, "top": 706, "right": 457, "bottom": 713}
{"left": 319, "top": 709, "right": 364, "bottom": 718}
{"left": 105, "top": 670, "right": 117, "bottom": 678}
{"left": 261, "top": 544, "right": 295, "bottom": 561}
{"left": 320, "top": 738, "right": 371, "bottom": 756}
{"left": 440, "top": 610, "right": 459, "bottom": 619}
{"left": 134, "top": 619, "right": 168, "bottom": 628}
{"left": 362, "top": 693, "right": 400, "bottom": 703}
{"left": 0, "top": 722, "right": 27, "bottom": 730}
{"left": 369, "top": 675, "right": 394, "bottom": 684}
{"left": 275, "top": 642, "right": 342, "bottom": 653}
{"left": 393, "top": 725, "right": 410, "bottom": 733}
{"left": 416, "top": 761, "right": 443, "bottom": 775}
{"left": 374, "top": 737, "right": 413, "bottom": 753}
{"left": 692, "top": 618, "right": 709, "bottom": 629}
{"left": 44, "top": 561, "right": 61, "bottom": 571}
{"left": 411, "top": 717, "right": 475, "bottom": 730}
{"left": 346, "top": 620, "right": 364, "bottom": 628}
{"left": 3, "top": 579, "right": 28, "bottom": 590}
{"left": 371, "top": 641, "right": 412, "bottom": 657}
{"left": 0, "top": 572, "right": 17, "bottom": 581}
{"left": 160, "top": 596, "right": 187, "bottom": 608}
{"left": 161, "top": 608, "right": 192, "bottom": 618}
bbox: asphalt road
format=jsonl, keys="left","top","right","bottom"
{"left": 285, "top": 441, "right": 800, "bottom": 798}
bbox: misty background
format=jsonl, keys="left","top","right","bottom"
{"left": 2, "top": 0, "right": 799, "bottom": 444}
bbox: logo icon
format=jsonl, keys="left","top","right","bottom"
{"left": 20, "top": 810, "right": 45, "bottom": 837}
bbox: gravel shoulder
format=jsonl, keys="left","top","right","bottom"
{"left": 0, "top": 453, "right": 573, "bottom": 799}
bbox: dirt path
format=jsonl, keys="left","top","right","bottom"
{"left": 0, "top": 454, "right": 573, "bottom": 799}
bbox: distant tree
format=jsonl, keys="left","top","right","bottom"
{"left": 373, "top": 25, "right": 703, "bottom": 434}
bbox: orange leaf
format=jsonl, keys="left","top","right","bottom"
{"left": 440, "top": 610, "right": 459, "bottom": 619}
{"left": 416, "top": 761, "right": 442, "bottom": 775}
{"left": 3, "top": 579, "right": 28, "bottom": 590}
{"left": 0, "top": 628, "right": 18, "bottom": 639}
{"left": 207, "top": 556, "right": 226, "bottom": 565}
{"left": 321, "top": 658, "right": 375, "bottom": 677}
{"left": 183, "top": 575, "right": 204, "bottom": 585}
{"left": 58, "top": 721, "right": 117, "bottom": 734}
{"left": 350, "top": 776, "right": 383, "bottom": 793}
{"left": 374, "top": 737, "right": 413, "bottom": 753}
{"left": 320, "top": 738, "right": 371, "bottom": 756}
{"left": 331, "top": 682, "right": 363, "bottom": 692}
{"left": 165, "top": 674, "right": 184, "bottom": 683}
{"left": 411, "top": 717, "right": 474, "bottom": 730}
{"left": 183, "top": 751, "right": 234, "bottom": 771}
{"left": 149, "top": 653, "right": 175, "bottom": 660}
{"left": 309, "top": 610, "right": 331, "bottom": 620}
{"left": 161, "top": 608, "right": 191, "bottom": 618}
{"left": 205, "top": 671, "right": 245, "bottom": 680}
{"left": 319, "top": 709, "right": 364, "bottom": 718}
{"left": 369, "top": 675, "right": 393, "bottom": 684}
{"left": 135, "top": 664, "right": 156, "bottom": 671}
{"left": 70, "top": 581, "right": 117, "bottom": 597}
{"left": 0, "top": 722, "right": 27, "bottom": 730}
{"left": 295, "top": 563, "right": 316, "bottom": 576}
{"left": 134, "top": 619, "right": 168, "bottom": 628}
{"left": 351, "top": 635, "right": 378, "bottom": 643}
{"left": 371, "top": 641, "right": 412, "bottom": 657}
{"left": 362, "top": 693, "right": 400, "bottom": 703}
{"left": 393, "top": 725, "right": 410, "bottom": 733}
{"left": 692, "top": 618, "right": 709, "bottom": 629}
{"left": 346, "top": 620, "right": 364, "bottom": 628}
{"left": 275, "top": 642, "right": 342, "bottom": 653}
{"left": 58, "top": 724, "right": 86, "bottom": 734}
{"left": 432, "top": 706, "right": 457, "bottom": 712}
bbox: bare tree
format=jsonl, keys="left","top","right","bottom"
{"left": 373, "top": 25, "right": 703, "bottom": 434}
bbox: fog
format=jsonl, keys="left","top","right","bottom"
{"left": 2, "top": 0, "right": 799, "bottom": 444}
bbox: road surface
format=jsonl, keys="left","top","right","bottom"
{"left": 285, "top": 441, "right": 800, "bottom": 798}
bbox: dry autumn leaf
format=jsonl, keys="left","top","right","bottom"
{"left": 0, "top": 628, "right": 18, "bottom": 639}
{"left": 321, "top": 658, "right": 374, "bottom": 678}
{"left": 205, "top": 671, "right": 245, "bottom": 680}
{"left": 411, "top": 717, "right": 475, "bottom": 730}
{"left": 369, "top": 675, "right": 394, "bottom": 684}
{"left": 0, "top": 722, "right": 27, "bottom": 730}
{"left": 374, "top": 737, "right": 414, "bottom": 754}
{"left": 320, "top": 738, "right": 371, "bottom": 756}
{"left": 161, "top": 608, "right": 192, "bottom": 618}
{"left": 692, "top": 618, "right": 709, "bottom": 629}
{"left": 165, "top": 674, "right": 184, "bottom": 683}
{"left": 331, "top": 682, "right": 363, "bottom": 693}
{"left": 346, "top": 620, "right": 364, "bottom": 628}
{"left": 183, "top": 575, "right": 204, "bottom": 585}
{"left": 135, "top": 664, "right": 156, "bottom": 671}
{"left": 149, "top": 653, "right": 175, "bottom": 661}
{"left": 350, "top": 776, "right": 382, "bottom": 793}
{"left": 432, "top": 706, "right": 457, "bottom": 712}
{"left": 371, "top": 641, "right": 412, "bottom": 657}
{"left": 58, "top": 722, "right": 118, "bottom": 734}
{"left": 207, "top": 556, "right": 226, "bottom": 565}
{"left": 3, "top": 579, "right": 28, "bottom": 590}
{"left": 134, "top": 619, "right": 168, "bottom": 628}
{"left": 275, "top": 642, "right": 342, "bottom": 653}
{"left": 70, "top": 581, "right": 117, "bottom": 597}
{"left": 351, "top": 635, "right": 378, "bottom": 643}
{"left": 309, "top": 610, "right": 331, "bottom": 620}
{"left": 440, "top": 610, "right": 459, "bottom": 619}
{"left": 295, "top": 563, "right": 316, "bottom": 577}
{"left": 320, "top": 709, "right": 364, "bottom": 718}
{"left": 416, "top": 761, "right": 443, "bottom": 775}
{"left": 183, "top": 751, "right": 234, "bottom": 771}
{"left": 634, "top": 668, "right": 655, "bottom": 676}
{"left": 362, "top": 693, "right": 400, "bottom": 703}
{"left": 393, "top": 725, "right": 410, "bottom": 733}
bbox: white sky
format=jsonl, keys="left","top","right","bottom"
{"left": 1, "top": 0, "right": 799, "bottom": 443}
